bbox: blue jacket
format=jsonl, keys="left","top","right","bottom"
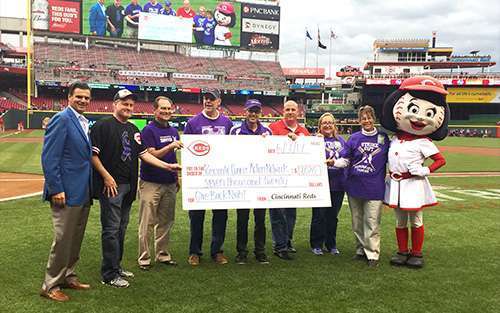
{"left": 42, "top": 107, "right": 92, "bottom": 206}
{"left": 89, "top": 2, "right": 107, "bottom": 36}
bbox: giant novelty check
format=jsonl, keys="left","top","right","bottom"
{"left": 181, "top": 135, "right": 331, "bottom": 210}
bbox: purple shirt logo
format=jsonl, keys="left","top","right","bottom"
{"left": 353, "top": 142, "right": 382, "bottom": 173}
{"left": 121, "top": 131, "right": 131, "bottom": 161}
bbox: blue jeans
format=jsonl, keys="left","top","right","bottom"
{"left": 269, "top": 208, "right": 296, "bottom": 252}
{"left": 310, "top": 191, "right": 345, "bottom": 250}
{"left": 188, "top": 210, "right": 228, "bottom": 257}
{"left": 99, "top": 184, "right": 132, "bottom": 282}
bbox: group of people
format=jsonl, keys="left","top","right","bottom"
{"left": 40, "top": 76, "right": 449, "bottom": 303}
{"left": 89, "top": 0, "right": 237, "bottom": 46}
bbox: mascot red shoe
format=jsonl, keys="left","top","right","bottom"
{"left": 381, "top": 76, "right": 450, "bottom": 268}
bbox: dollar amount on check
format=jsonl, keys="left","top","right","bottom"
{"left": 181, "top": 135, "right": 331, "bottom": 210}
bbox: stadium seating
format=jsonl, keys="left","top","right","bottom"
{"left": 33, "top": 42, "right": 288, "bottom": 92}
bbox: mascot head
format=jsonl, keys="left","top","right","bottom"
{"left": 380, "top": 76, "right": 450, "bottom": 140}
{"left": 214, "top": 2, "right": 236, "bottom": 27}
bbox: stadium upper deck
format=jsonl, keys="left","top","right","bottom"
{"left": 33, "top": 42, "right": 288, "bottom": 94}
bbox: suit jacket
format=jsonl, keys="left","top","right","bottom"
{"left": 89, "top": 2, "right": 107, "bottom": 36}
{"left": 42, "top": 107, "right": 92, "bottom": 206}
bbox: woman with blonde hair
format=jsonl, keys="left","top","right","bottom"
{"left": 310, "top": 113, "right": 346, "bottom": 256}
{"left": 336, "top": 106, "right": 389, "bottom": 267}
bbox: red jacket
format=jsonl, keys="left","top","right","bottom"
{"left": 269, "top": 119, "right": 310, "bottom": 136}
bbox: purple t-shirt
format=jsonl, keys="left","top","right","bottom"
{"left": 230, "top": 120, "right": 271, "bottom": 136}
{"left": 342, "top": 130, "right": 389, "bottom": 200}
{"left": 143, "top": 2, "right": 163, "bottom": 14}
{"left": 324, "top": 135, "right": 347, "bottom": 191}
{"left": 184, "top": 112, "right": 233, "bottom": 135}
{"left": 140, "top": 120, "right": 179, "bottom": 184}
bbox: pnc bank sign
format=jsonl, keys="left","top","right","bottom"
{"left": 242, "top": 3, "right": 280, "bottom": 21}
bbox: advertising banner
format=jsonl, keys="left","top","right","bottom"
{"left": 48, "top": 0, "right": 81, "bottom": 33}
{"left": 181, "top": 135, "right": 331, "bottom": 210}
{"left": 241, "top": 2, "right": 280, "bottom": 20}
{"left": 82, "top": 0, "right": 241, "bottom": 47}
{"left": 240, "top": 2, "right": 279, "bottom": 50}
{"left": 32, "top": 0, "right": 50, "bottom": 30}
{"left": 447, "top": 88, "right": 500, "bottom": 103}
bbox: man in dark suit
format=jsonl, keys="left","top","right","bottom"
{"left": 40, "top": 82, "right": 93, "bottom": 302}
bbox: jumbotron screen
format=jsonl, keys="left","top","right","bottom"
{"left": 31, "top": 0, "right": 280, "bottom": 51}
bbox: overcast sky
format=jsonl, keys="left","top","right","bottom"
{"left": 1, "top": 0, "right": 498, "bottom": 73}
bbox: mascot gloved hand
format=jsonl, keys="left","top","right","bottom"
{"left": 381, "top": 76, "right": 450, "bottom": 269}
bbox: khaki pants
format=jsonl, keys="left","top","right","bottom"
{"left": 138, "top": 180, "right": 176, "bottom": 266}
{"left": 42, "top": 202, "right": 90, "bottom": 292}
{"left": 348, "top": 196, "right": 382, "bottom": 260}
{"left": 394, "top": 208, "right": 423, "bottom": 228}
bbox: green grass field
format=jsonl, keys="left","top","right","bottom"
{"left": 0, "top": 176, "right": 498, "bottom": 313}
{"left": 0, "top": 133, "right": 499, "bottom": 312}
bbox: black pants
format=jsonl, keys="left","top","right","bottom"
{"left": 310, "top": 190, "right": 345, "bottom": 250}
{"left": 236, "top": 209, "right": 266, "bottom": 256}
{"left": 189, "top": 210, "right": 228, "bottom": 257}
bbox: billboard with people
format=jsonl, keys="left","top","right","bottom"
{"left": 81, "top": 0, "right": 242, "bottom": 47}
{"left": 33, "top": 0, "right": 280, "bottom": 50}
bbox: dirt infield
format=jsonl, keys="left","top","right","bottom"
{"left": 0, "top": 172, "right": 44, "bottom": 201}
{"left": 439, "top": 146, "right": 500, "bottom": 157}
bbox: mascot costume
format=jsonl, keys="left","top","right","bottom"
{"left": 381, "top": 76, "right": 450, "bottom": 268}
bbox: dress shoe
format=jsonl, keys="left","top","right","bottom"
{"left": 213, "top": 253, "right": 229, "bottom": 265}
{"left": 188, "top": 254, "right": 200, "bottom": 266}
{"left": 274, "top": 250, "right": 293, "bottom": 260}
{"left": 390, "top": 252, "right": 409, "bottom": 266}
{"left": 406, "top": 255, "right": 424, "bottom": 268}
{"left": 66, "top": 281, "right": 91, "bottom": 290}
{"left": 40, "top": 288, "right": 70, "bottom": 302}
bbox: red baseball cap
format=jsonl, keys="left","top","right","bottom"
{"left": 217, "top": 2, "right": 234, "bottom": 15}
{"left": 399, "top": 76, "right": 448, "bottom": 95}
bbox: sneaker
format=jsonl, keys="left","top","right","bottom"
{"left": 188, "top": 254, "right": 200, "bottom": 266}
{"left": 235, "top": 254, "right": 248, "bottom": 265}
{"left": 119, "top": 269, "right": 134, "bottom": 278}
{"left": 311, "top": 248, "right": 324, "bottom": 256}
{"left": 390, "top": 252, "right": 409, "bottom": 266}
{"left": 213, "top": 253, "right": 229, "bottom": 265}
{"left": 287, "top": 245, "right": 297, "bottom": 253}
{"left": 367, "top": 259, "right": 379, "bottom": 268}
{"left": 255, "top": 254, "right": 270, "bottom": 264}
{"left": 138, "top": 264, "right": 150, "bottom": 271}
{"left": 274, "top": 250, "right": 293, "bottom": 260}
{"left": 330, "top": 248, "right": 340, "bottom": 256}
{"left": 102, "top": 276, "right": 129, "bottom": 288}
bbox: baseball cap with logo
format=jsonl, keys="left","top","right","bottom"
{"left": 399, "top": 76, "right": 448, "bottom": 95}
{"left": 244, "top": 99, "right": 262, "bottom": 110}
{"left": 202, "top": 88, "right": 221, "bottom": 100}
{"left": 114, "top": 89, "right": 138, "bottom": 101}
{"left": 216, "top": 2, "right": 234, "bottom": 15}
